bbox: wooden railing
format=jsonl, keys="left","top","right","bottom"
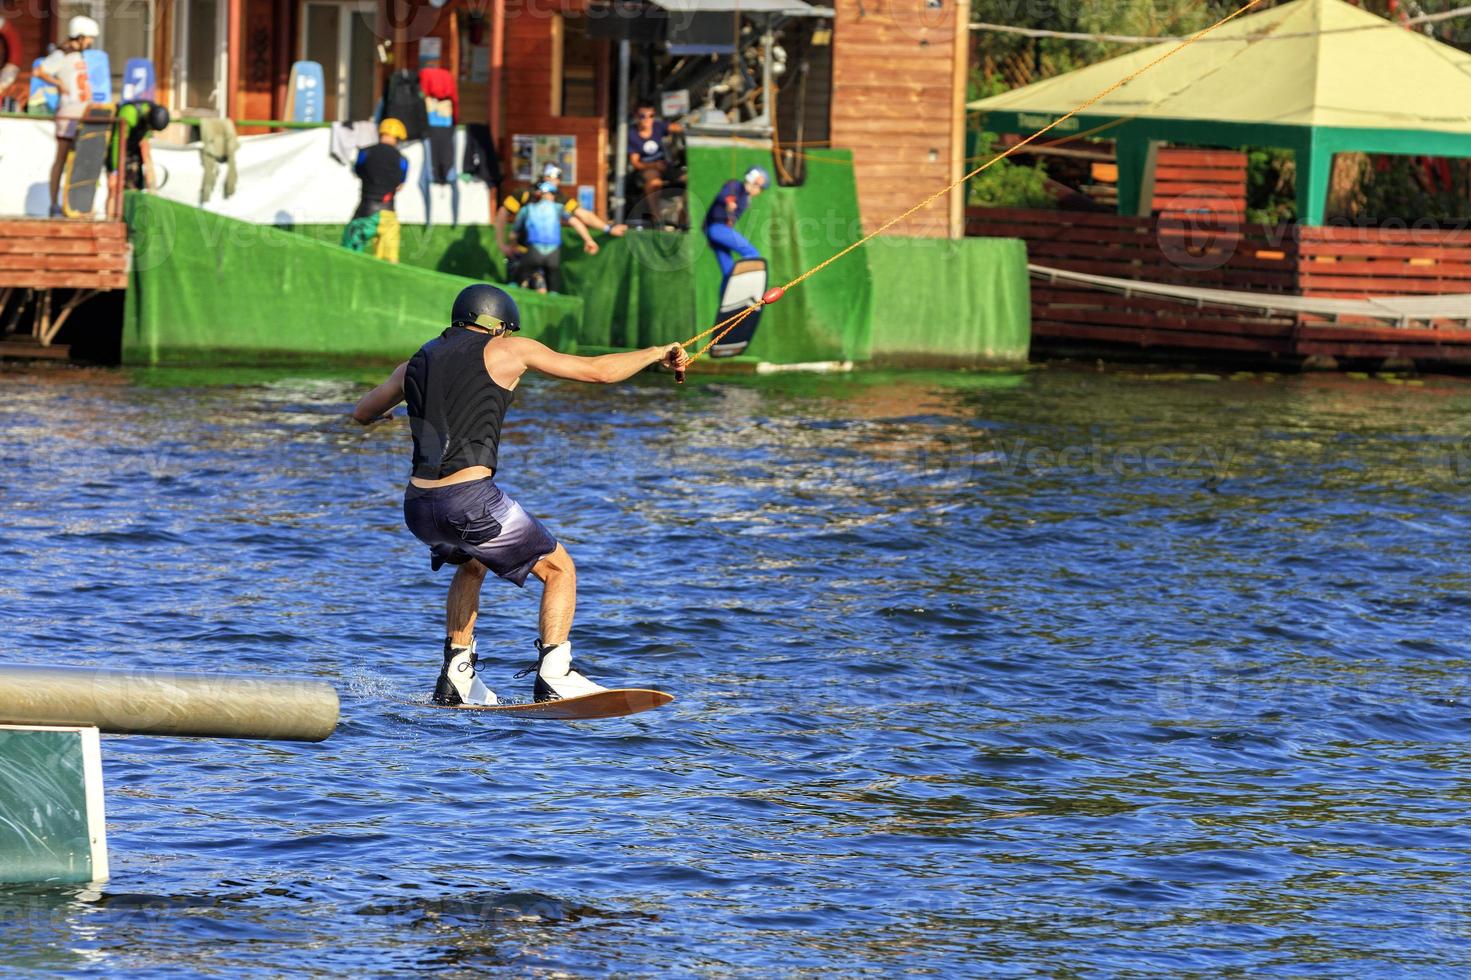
{"left": 0, "top": 218, "right": 129, "bottom": 350}
{"left": 1296, "top": 225, "right": 1471, "bottom": 298}
{"left": 1151, "top": 148, "right": 1247, "bottom": 220}
{"left": 967, "top": 206, "right": 1471, "bottom": 364}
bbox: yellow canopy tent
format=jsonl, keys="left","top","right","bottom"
{"left": 968, "top": 0, "right": 1471, "bottom": 224}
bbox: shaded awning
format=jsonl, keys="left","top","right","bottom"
{"left": 967, "top": 0, "right": 1471, "bottom": 224}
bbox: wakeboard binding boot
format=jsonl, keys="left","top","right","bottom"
{"left": 432, "top": 637, "right": 497, "bottom": 706}
{"left": 519, "top": 639, "right": 606, "bottom": 702}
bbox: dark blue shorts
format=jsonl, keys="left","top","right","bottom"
{"left": 402, "top": 478, "right": 558, "bottom": 587}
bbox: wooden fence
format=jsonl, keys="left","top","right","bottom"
{"left": 966, "top": 206, "right": 1471, "bottom": 366}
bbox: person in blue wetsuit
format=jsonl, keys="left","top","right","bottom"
{"left": 512, "top": 180, "right": 596, "bottom": 293}
{"left": 704, "top": 166, "right": 769, "bottom": 278}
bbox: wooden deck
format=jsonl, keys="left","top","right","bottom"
{"left": 0, "top": 218, "right": 129, "bottom": 356}
{"left": 967, "top": 207, "right": 1471, "bottom": 369}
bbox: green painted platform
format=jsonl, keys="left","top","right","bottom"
{"left": 121, "top": 147, "right": 1029, "bottom": 368}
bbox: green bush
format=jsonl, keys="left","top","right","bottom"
{"left": 968, "top": 130, "right": 1052, "bottom": 209}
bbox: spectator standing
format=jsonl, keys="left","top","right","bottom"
{"left": 704, "top": 166, "right": 768, "bottom": 278}
{"left": 512, "top": 180, "right": 597, "bottom": 294}
{"left": 627, "top": 101, "right": 680, "bottom": 224}
{"left": 34, "top": 16, "right": 98, "bottom": 216}
{"left": 342, "top": 118, "right": 409, "bottom": 263}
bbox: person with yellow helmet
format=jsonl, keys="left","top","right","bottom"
{"left": 341, "top": 117, "right": 409, "bottom": 262}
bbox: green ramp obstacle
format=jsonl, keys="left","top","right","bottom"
{"left": 864, "top": 236, "right": 1031, "bottom": 366}
{"left": 170, "top": 143, "right": 1029, "bottom": 368}
{"left": 122, "top": 193, "right": 582, "bottom": 366}
{"left": 683, "top": 145, "right": 875, "bottom": 365}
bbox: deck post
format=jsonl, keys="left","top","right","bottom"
{"left": 1295, "top": 134, "right": 1332, "bottom": 227}
{"left": 613, "top": 38, "right": 630, "bottom": 222}
{"left": 1116, "top": 136, "right": 1160, "bottom": 218}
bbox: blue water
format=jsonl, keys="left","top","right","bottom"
{"left": 3, "top": 363, "right": 1471, "bottom": 976}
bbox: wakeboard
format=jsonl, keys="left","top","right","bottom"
{"left": 28, "top": 59, "right": 58, "bottom": 114}
{"left": 121, "top": 57, "right": 157, "bottom": 102}
{"left": 439, "top": 688, "right": 673, "bottom": 720}
{"left": 286, "top": 61, "right": 325, "bottom": 124}
{"left": 83, "top": 50, "right": 112, "bottom": 103}
{"left": 62, "top": 102, "right": 114, "bottom": 217}
{"left": 708, "top": 256, "right": 767, "bottom": 358}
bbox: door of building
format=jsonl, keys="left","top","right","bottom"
{"left": 300, "top": 0, "right": 377, "bottom": 122}
{"left": 172, "top": 0, "right": 226, "bottom": 114}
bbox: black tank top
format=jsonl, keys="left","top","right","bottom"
{"left": 404, "top": 327, "right": 515, "bottom": 480}
{"left": 354, "top": 143, "right": 406, "bottom": 218}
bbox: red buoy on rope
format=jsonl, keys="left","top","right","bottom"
{"left": 762, "top": 286, "right": 786, "bottom": 305}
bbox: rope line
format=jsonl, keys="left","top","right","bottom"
{"left": 969, "top": 4, "right": 1471, "bottom": 43}
{"left": 679, "top": 0, "right": 1272, "bottom": 364}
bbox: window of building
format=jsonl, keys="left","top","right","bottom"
{"left": 552, "top": 13, "right": 599, "bottom": 119}
{"left": 172, "top": 0, "right": 225, "bottom": 113}
{"left": 301, "top": 0, "right": 377, "bottom": 122}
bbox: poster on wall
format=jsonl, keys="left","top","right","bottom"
{"left": 511, "top": 134, "right": 577, "bottom": 184}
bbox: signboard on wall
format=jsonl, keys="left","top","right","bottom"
{"left": 511, "top": 134, "right": 576, "bottom": 183}
{"left": 661, "top": 89, "right": 689, "bottom": 118}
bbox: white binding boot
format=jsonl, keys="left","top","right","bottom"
{"left": 523, "top": 639, "right": 606, "bottom": 702}
{"left": 432, "top": 637, "right": 497, "bottom": 706}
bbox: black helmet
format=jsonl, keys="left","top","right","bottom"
{"left": 450, "top": 284, "right": 519, "bottom": 333}
{"left": 147, "top": 103, "right": 170, "bottom": 132}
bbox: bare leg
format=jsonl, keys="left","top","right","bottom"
{"left": 645, "top": 171, "right": 665, "bottom": 223}
{"left": 529, "top": 544, "right": 576, "bottom": 645}
{"left": 49, "top": 139, "right": 72, "bottom": 212}
{"left": 446, "top": 560, "right": 488, "bottom": 645}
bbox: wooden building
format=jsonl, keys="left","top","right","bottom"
{"left": 829, "top": 0, "right": 968, "bottom": 238}
{"left": 5, "top": 0, "right": 969, "bottom": 234}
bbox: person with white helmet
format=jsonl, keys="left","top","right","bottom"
{"left": 35, "top": 15, "right": 100, "bottom": 216}
{"left": 704, "top": 166, "right": 769, "bottom": 278}
{"left": 511, "top": 179, "right": 599, "bottom": 294}
{"left": 493, "top": 160, "right": 627, "bottom": 264}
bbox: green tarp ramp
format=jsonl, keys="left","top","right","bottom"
{"left": 123, "top": 193, "right": 581, "bottom": 366}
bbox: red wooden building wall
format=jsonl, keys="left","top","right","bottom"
{"left": 829, "top": 0, "right": 968, "bottom": 239}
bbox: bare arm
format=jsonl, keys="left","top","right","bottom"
{"left": 515, "top": 338, "right": 687, "bottom": 384}
{"left": 353, "top": 362, "right": 407, "bottom": 423}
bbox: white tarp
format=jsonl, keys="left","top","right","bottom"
{"left": 0, "top": 117, "right": 496, "bottom": 225}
